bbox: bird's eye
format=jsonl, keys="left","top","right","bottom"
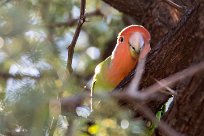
{"left": 131, "top": 46, "right": 136, "bottom": 51}
{"left": 119, "top": 36, "right": 124, "bottom": 43}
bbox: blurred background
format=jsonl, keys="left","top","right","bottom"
{"left": 0, "top": 0, "right": 149, "bottom": 136}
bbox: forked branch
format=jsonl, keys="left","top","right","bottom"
{"left": 66, "top": 0, "right": 86, "bottom": 74}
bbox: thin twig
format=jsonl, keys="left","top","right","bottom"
{"left": 154, "top": 78, "right": 177, "bottom": 95}
{"left": 0, "top": 71, "right": 58, "bottom": 80}
{"left": 127, "top": 57, "right": 147, "bottom": 94}
{"left": 0, "top": 72, "right": 40, "bottom": 79}
{"left": 60, "top": 94, "right": 86, "bottom": 113}
{"left": 162, "top": 0, "right": 185, "bottom": 12}
{"left": 48, "top": 9, "right": 102, "bottom": 28}
{"left": 66, "top": 0, "right": 86, "bottom": 74}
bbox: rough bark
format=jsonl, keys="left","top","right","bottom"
{"left": 103, "top": 0, "right": 204, "bottom": 135}
{"left": 158, "top": 8, "right": 204, "bottom": 135}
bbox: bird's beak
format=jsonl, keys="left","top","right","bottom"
{"left": 129, "top": 32, "right": 145, "bottom": 59}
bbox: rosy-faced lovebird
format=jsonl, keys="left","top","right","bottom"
{"left": 92, "top": 25, "right": 151, "bottom": 93}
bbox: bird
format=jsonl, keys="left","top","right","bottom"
{"left": 91, "top": 25, "right": 151, "bottom": 93}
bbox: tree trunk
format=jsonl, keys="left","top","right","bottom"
{"left": 102, "top": 0, "right": 204, "bottom": 135}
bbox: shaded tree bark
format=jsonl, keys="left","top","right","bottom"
{"left": 102, "top": 0, "right": 204, "bottom": 135}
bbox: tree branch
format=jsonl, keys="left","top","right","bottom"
{"left": 162, "top": 0, "right": 185, "bottom": 12}
{"left": 66, "top": 0, "right": 86, "bottom": 74}
{"left": 127, "top": 57, "right": 147, "bottom": 95}
{"left": 0, "top": 72, "right": 40, "bottom": 79}
{"left": 48, "top": 9, "right": 103, "bottom": 28}
{"left": 0, "top": 71, "right": 57, "bottom": 80}
{"left": 60, "top": 94, "right": 87, "bottom": 115}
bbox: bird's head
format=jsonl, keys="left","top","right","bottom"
{"left": 117, "top": 25, "right": 151, "bottom": 59}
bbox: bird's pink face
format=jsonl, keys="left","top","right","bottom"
{"left": 118, "top": 25, "right": 151, "bottom": 60}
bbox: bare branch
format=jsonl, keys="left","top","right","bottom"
{"left": 48, "top": 9, "right": 103, "bottom": 28}
{"left": 60, "top": 95, "right": 86, "bottom": 113}
{"left": 162, "top": 0, "right": 185, "bottom": 12}
{"left": 0, "top": 72, "right": 40, "bottom": 79}
{"left": 154, "top": 78, "right": 177, "bottom": 95}
{"left": 0, "top": 71, "right": 58, "bottom": 80}
{"left": 66, "top": 0, "right": 86, "bottom": 74}
{"left": 127, "top": 57, "right": 147, "bottom": 95}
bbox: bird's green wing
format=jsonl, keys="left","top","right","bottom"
{"left": 91, "top": 56, "right": 113, "bottom": 92}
